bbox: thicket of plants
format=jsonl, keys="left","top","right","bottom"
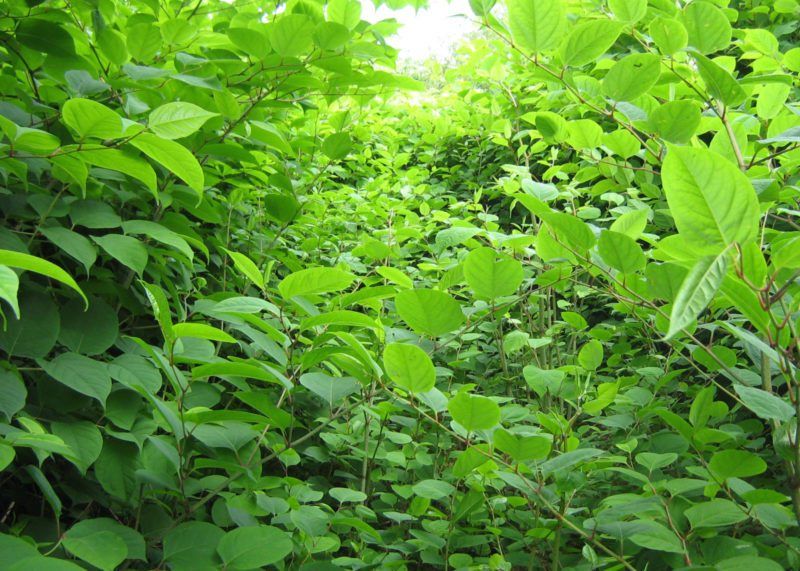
{"left": 1, "top": 0, "right": 800, "bottom": 568}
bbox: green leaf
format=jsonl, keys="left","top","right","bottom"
{"left": 578, "top": 339, "right": 603, "bottom": 371}
{"left": 330, "top": 487, "right": 367, "bottom": 503}
{"left": 628, "top": 521, "right": 684, "bottom": 554}
{"left": 192, "top": 361, "right": 283, "bottom": 386}
{"left": 692, "top": 52, "right": 747, "bottom": 107}
{"left": 715, "top": 556, "right": 784, "bottom": 571}
{"left": 268, "top": 15, "right": 315, "bottom": 57}
{"left": 299, "top": 373, "right": 360, "bottom": 407}
{"left": 0, "top": 265, "right": 19, "bottom": 317}
{"left": 709, "top": 449, "right": 767, "bottom": 481}
{"left": 300, "top": 310, "right": 378, "bottom": 331}
{"left": 395, "top": 288, "right": 465, "bottom": 336}
{"left": 506, "top": 0, "right": 565, "bottom": 54}
{"left": 650, "top": 100, "right": 701, "bottom": 144}
{"left": 448, "top": 392, "right": 500, "bottom": 431}
{"left": 540, "top": 448, "right": 603, "bottom": 476}
{"left": 39, "top": 227, "right": 97, "bottom": 274}
{"left": 173, "top": 322, "right": 237, "bottom": 343}
{"left": 649, "top": 17, "right": 687, "bottom": 55}
{"left": 278, "top": 267, "right": 355, "bottom": 299}
{"left": 75, "top": 146, "right": 158, "bottom": 199}
{"left": 0, "top": 292, "right": 60, "bottom": 358}
{"left": 63, "top": 531, "right": 127, "bottom": 571}
{"left": 0, "top": 444, "right": 15, "bottom": 471}
{"left": 685, "top": 499, "right": 748, "bottom": 528}
{"left": 16, "top": 19, "right": 75, "bottom": 55}
{"left": 734, "top": 385, "right": 795, "bottom": 422}
{"left": 164, "top": 522, "right": 224, "bottom": 569}
{"left": 328, "top": 0, "right": 362, "bottom": 29}
{"left": 123, "top": 220, "right": 193, "bottom": 261}
{"left": 597, "top": 230, "right": 645, "bottom": 273}
{"left": 62, "top": 99, "right": 122, "bottom": 140}
{"left": 412, "top": 479, "right": 455, "bottom": 500}
{"left": 602, "top": 53, "right": 661, "bottom": 101}
{"left": 94, "top": 439, "right": 140, "bottom": 501}
{"left": 608, "top": 0, "right": 647, "bottom": 23}
{"left": 0, "top": 249, "right": 87, "bottom": 306}
{"left": 383, "top": 343, "right": 436, "bottom": 393}
{"left": 683, "top": 1, "right": 731, "bottom": 55}
{"left": 65, "top": 519, "right": 145, "bottom": 561}
{"left": 92, "top": 234, "right": 149, "bottom": 275}
{"left": 561, "top": 20, "right": 623, "bottom": 67}
{"left": 51, "top": 421, "right": 102, "bottom": 474}
{"left": 662, "top": 145, "right": 759, "bottom": 251}
{"left": 129, "top": 133, "right": 204, "bottom": 196}
{"left": 609, "top": 209, "right": 648, "bottom": 240}
{"left": 224, "top": 249, "right": 265, "bottom": 291}
{"left": 667, "top": 251, "right": 728, "bottom": 339}
{"left": 463, "top": 247, "right": 524, "bottom": 299}
{"left": 493, "top": 428, "right": 551, "bottom": 461}
{"left": 41, "top": 352, "right": 111, "bottom": 406}
{"left": 217, "top": 526, "right": 293, "bottom": 569}
{"left": 322, "top": 132, "right": 352, "bottom": 160}
{"left": 58, "top": 297, "right": 118, "bottom": 355}
{"left": 0, "top": 533, "right": 38, "bottom": 568}
{"left": 148, "top": 102, "right": 218, "bottom": 139}
{"left": 0, "top": 369, "right": 26, "bottom": 421}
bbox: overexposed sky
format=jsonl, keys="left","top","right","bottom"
{"left": 360, "top": 0, "right": 477, "bottom": 61}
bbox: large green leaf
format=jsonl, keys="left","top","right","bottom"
{"left": 0, "top": 292, "right": 60, "bottom": 358}
{"left": 41, "top": 353, "right": 111, "bottom": 406}
{"left": 129, "top": 133, "right": 205, "bottom": 195}
{"left": 62, "top": 99, "right": 122, "bottom": 140}
{"left": 217, "top": 526, "right": 293, "bottom": 569}
{"left": 463, "top": 247, "right": 524, "bottom": 299}
{"left": 63, "top": 531, "right": 127, "bottom": 571}
{"left": 0, "top": 250, "right": 86, "bottom": 306}
{"left": 92, "top": 235, "right": 149, "bottom": 276}
{"left": 692, "top": 52, "right": 747, "bottom": 107}
{"left": 395, "top": 288, "right": 465, "bottom": 336}
{"left": 734, "top": 385, "right": 795, "bottom": 422}
{"left": 561, "top": 20, "right": 622, "bottom": 67}
{"left": 602, "top": 53, "right": 661, "bottom": 101}
{"left": 448, "top": 392, "right": 501, "bottom": 431}
{"left": 506, "top": 0, "right": 565, "bottom": 54}
{"left": 597, "top": 230, "right": 645, "bottom": 274}
{"left": 666, "top": 251, "right": 729, "bottom": 339}
{"left": 708, "top": 450, "right": 767, "bottom": 481}
{"left": 608, "top": 0, "right": 647, "bottom": 23}
{"left": 662, "top": 145, "right": 759, "bottom": 252}
{"left": 58, "top": 297, "right": 118, "bottom": 355}
{"left": 148, "top": 102, "right": 218, "bottom": 139}
{"left": 268, "top": 14, "right": 315, "bottom": 57}
{"left": 650, "top": 100, "right": 701, "bottom": 144}
{"left": 683, "top": 1, "right": 731, "bottom": 54}
{"left": 278, "top": 267, "right": 355, "bottom": 299}
{"left": 685, "top": 499, "right": 748, "bottom": 528}
{"left": 164, "top": 522, "right": 224, "bottom": 569}
{"left": 383, "top": 343, "right": 436, "bottom": 393}
{"left": 299, "top": 373, "right": 360, "bottom": 407}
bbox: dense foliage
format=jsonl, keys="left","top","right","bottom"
{"left": 1, "top": 0, "right": 800, "bottom": 569}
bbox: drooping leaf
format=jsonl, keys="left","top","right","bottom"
{"left": 0, "top": 250, "right": 87, "bottom": 306}
{"left": 666, "top": 251, "right": 729, "bottom": 339}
